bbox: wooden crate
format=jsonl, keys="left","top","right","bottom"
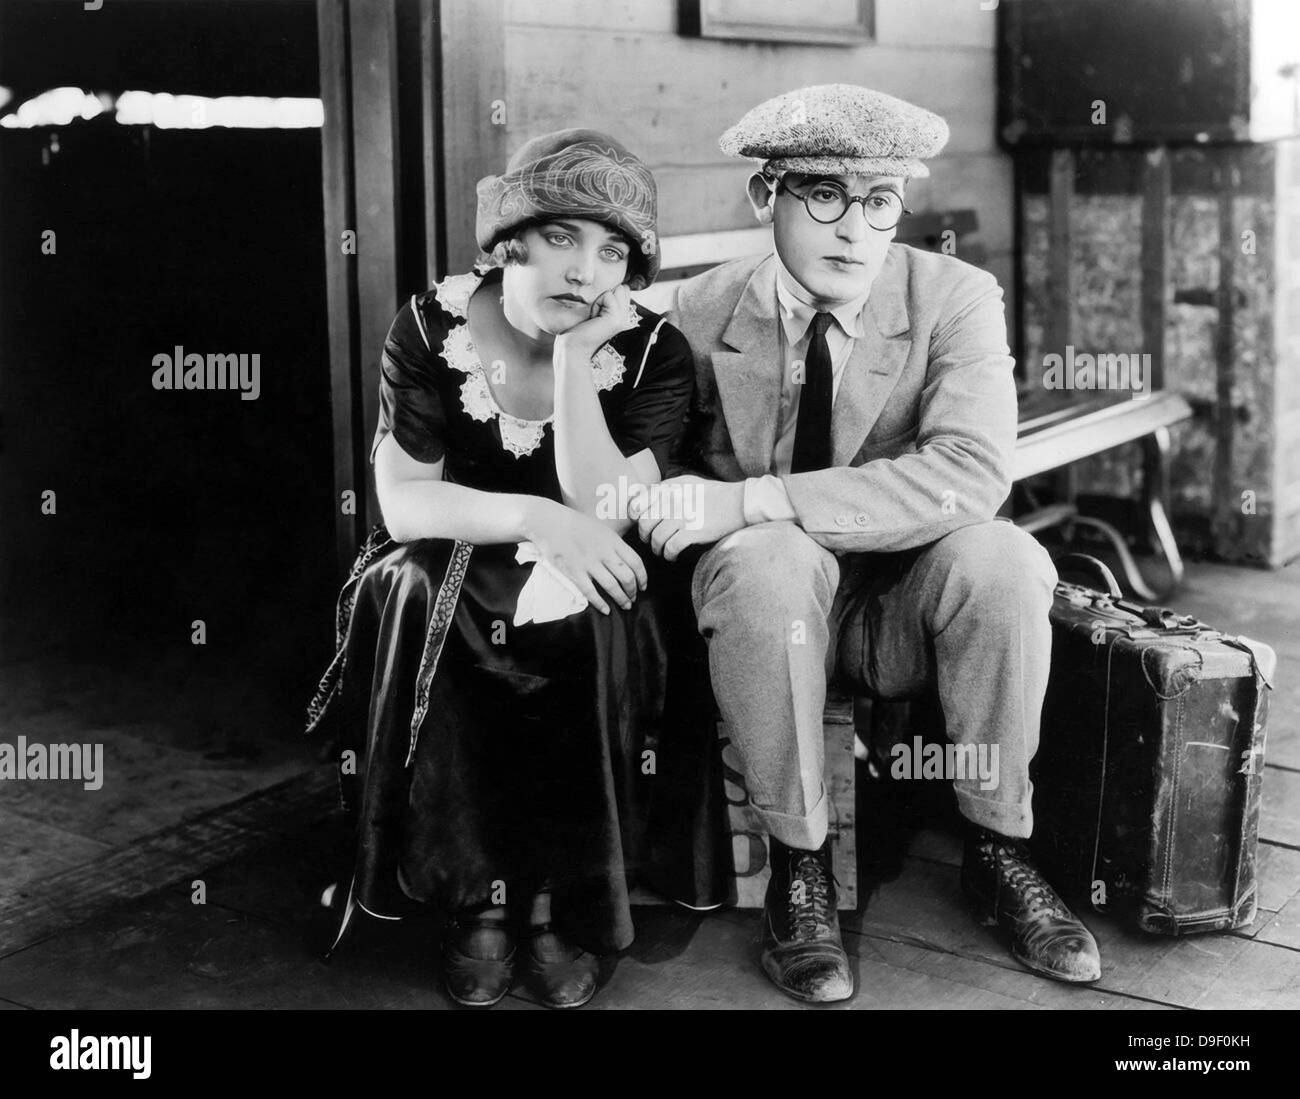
{"left": 716, "top": 692, "right": 857, "bottom": 910}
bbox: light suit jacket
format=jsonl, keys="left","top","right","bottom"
{"left": 666, "top": 245, "right": 1018, "bottom": 554}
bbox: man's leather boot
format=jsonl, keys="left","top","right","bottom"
{"left": 760, "top": 836, "right": 854, "bottom": 1003}
{"left": 961, "top": 826, "right": 1102, "bottom": 983}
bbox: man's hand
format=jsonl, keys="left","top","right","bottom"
{"left": 628, "top": 474, "right": 747, "bottom": 561}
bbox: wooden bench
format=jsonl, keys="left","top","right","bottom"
{"left": 636, "top": 217, "right": 1191, "bottom": 908}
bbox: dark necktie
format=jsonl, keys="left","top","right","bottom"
{"left": 790, "top": 311, "right": 835, "bottom": 474}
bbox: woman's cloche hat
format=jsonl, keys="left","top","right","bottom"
{"left": 475, "top": 128, "right": 661, "bottom": 290}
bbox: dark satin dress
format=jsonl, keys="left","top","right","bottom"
{"left": 306, "top": 266, "right": 729, "bottom": 954}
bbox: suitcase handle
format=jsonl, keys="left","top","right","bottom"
{"left": 1055, "top": 554, "right": 1207, "bottom": 633}
{"left": 1053, "top": 553, "right": 1122, "bottom": 598}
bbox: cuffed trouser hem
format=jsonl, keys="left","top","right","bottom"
{"left": 955, "top": 787, "right": 1033, "bottom": 840}
{"left": 752, "top": 784, "right": 829, "bottom": 851}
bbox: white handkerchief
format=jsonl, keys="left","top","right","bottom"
{"left": 512, "top": 541, "right": 589, "bottom": 626}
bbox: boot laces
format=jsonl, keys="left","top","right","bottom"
{"left": 997, "top": 851, "right": 1070, "bottom": 921}
{"left": 788, "top": 851, "right": 833, "bottom": 940}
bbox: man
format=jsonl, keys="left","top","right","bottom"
{"left": 630, "top": 84, "right": 1101, "bottom": 1003}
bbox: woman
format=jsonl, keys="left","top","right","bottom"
{"left": 306, "top": 129, "right": 728, "bottom": 1009}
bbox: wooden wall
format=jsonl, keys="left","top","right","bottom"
{"left": 320, "top": 0, "right": 1012, "bottom": 561}
{"left": 463, "top": 0, "right": 1013, "bottom": 306}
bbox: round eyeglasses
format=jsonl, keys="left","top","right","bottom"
{"left": 773, "top": 176, "right": 911, "bottom": 231}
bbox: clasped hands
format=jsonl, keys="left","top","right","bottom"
{"left": 628, "top": 474, "right": 747, "bottom": 561}
{"left": 519, "top": 472, "right": 745, "bottom": 616}
{"left": 521, "top": 475, "right": 746, "bottom": 618}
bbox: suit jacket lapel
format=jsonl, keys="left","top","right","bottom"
{"left": 712, "top": 256, "right": 783, "bottom": 477}
{"left": 831, "top": 248, "right": 913, "bottom": 466}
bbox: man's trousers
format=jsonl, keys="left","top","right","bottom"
{"left": 689, "top": 519, "right": 1058, "bottom": 850}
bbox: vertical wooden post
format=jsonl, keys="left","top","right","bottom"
{"left": 1140, "top": 146, "right": 1170, "bottom": 393}
{"left": 439, "top": 0, "right": 508, "bottom": 273}
{"left": 316, "top": 0, "right": 508, "bottom": 558}
{"left": 1046, "top": 148, "right": 1074, "bottom": 359}
{"left": 1214, "top": 151, "right": 1238, "bottom": 549}
{"left": 318, "top": 0, "right": 363, "bottom": 574}
{"left": 419, "top": 0, "right": 442, "bottom": 289}
{"left": 1009, "top": 153, "right": 1027, "bottom": 380}
{"left": 319, "top": 0, "right": 443, "bottom": 553}
{"left": 1140, "top": 146, "right": 1181, "bottom": 580}
{"left": 1047, "top": 148, "right": 1076, "bottom": 505}
{"left": 348, "top": 0, "right": 403, "bottom": 530}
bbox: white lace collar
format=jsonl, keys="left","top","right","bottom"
{"left": 431, "top": 268, "right": 627, "bottom": 458}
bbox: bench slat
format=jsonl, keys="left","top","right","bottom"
{"left": 635, "top": 228, "right": 772, "bottom": 314}
{"left": 1012, "top": 392, "right": 1191, "bottom": 480}
{"left": 634, "top": 278, "right": 688, "bottom": 315}
{"left": 658, "top": 227, "right": 772, "bottom": 272}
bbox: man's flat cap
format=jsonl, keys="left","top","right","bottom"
{"left": 720, "top": 83, "right": 949, "bottom": 179}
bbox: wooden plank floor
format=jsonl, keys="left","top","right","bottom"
{"left": 0, "top": 794, "right": 1295, "bottom": 1009}
{"left": 0, "top": 557, "right": 1295, "bottom": 1009}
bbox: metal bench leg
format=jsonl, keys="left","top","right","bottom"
{"left": 1015, "top": 425, "right": 1186, "bottom": 601}
{"left": 1067, "top": 426, "right": 1184, "bottom": 602}
{"left": 1144, "top": 426, "right": 1185, "bottom": 593}
{"left": 1067, "top": 515, "right": 1160, "bottom": 602}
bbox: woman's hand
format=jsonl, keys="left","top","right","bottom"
{"left": 522, "top": 497, "right": 649, "bottom": 614}
{"left": 552, "top": 284, "right": 639, "bottom": 365}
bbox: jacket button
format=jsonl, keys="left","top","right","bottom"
{"left": 855, "top": 513, "right": 870, "bottom": 526}
{"left": 835, "top": 515, "right": 849, "bottom": 527}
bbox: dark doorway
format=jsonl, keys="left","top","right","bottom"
{"left": 0, "top": 0, "right": 334, "bottom": 765}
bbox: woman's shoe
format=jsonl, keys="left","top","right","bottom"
{"left": 524, "top": 923, "right": 599, "bottom": 1009}
{"left": 441, "top": 913, "right": 516, "bottom": 1008}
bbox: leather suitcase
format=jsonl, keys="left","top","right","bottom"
{"left": 1031, "top": 556, "right": 1276, "bottom": 935}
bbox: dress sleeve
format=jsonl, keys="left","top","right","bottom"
{"left": 370, "top": 296, "right": 447, "bottom": 465}
{"left": 606, "top": 319, "right": 696, "bottom": 479}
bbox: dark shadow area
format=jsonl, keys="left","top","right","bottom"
{"left": 0, "top": 0, "right": 335, "bottom": 745}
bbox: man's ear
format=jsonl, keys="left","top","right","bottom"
{"left": 746, "top": 172, "right": 776, "bottom": 225}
